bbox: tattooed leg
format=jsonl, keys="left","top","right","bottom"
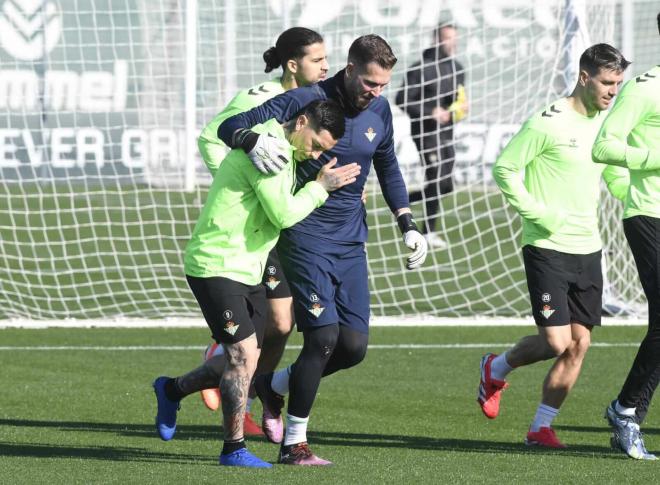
{"left": 220, "top": 334, "right": 260, "bottom": 441}
{"left": 173, "top": 354, "right": 226, "bottom": 396}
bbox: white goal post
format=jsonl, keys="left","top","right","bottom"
{"left": 0, "top": 0, "right": 656, "bottom": 324}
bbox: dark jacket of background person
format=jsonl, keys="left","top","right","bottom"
{"left": 396, "top": 46, "right": 466, "bottom": 155}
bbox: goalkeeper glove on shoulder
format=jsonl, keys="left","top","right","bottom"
{"left": 232, "top": 128, "right": 290, "bottom": 175}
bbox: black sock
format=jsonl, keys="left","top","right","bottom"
{"left": 288, "top": 325, "right": 338, "bottom": 417}
{"left": 222, "top": 439, "right": 246, "bottom": 455}
{"left": 164, "top": 378, "right": 184, "bottom": 402}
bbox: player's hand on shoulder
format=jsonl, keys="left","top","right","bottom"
{"left": 316, "top": 158, "right": 361, "bottom": 192}
{"left": 403, "top": 230, "right": 428, "bottom": 270}
{"left": 233, "top": 128, "right": 290, "bottom": 175}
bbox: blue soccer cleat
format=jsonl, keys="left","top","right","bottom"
{"left": 219, "top": 448, "right": 273, "bottom": 468}
{"left": 153, "top": 376, "right": 180, "bottom": 441}
{"left": 605, "top": 400, "right": 657, "bottom": 460}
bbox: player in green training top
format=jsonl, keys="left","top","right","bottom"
{"left": 195, "top": 28, "right": 329, "bottom": 425}
{"left": 152, "top": 100, "right": 361, "bottom": 468}
{"left": 477, "top": 44, "right": 630, "bottom": 449}
{"left": 593, "top": 13, "right": 660, "bottom": 461}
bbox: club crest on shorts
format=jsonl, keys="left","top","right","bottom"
{"left": 267, "top": 265, "right": 276, "bottom": 276}
{"left": 224, "top": 320, "right": 239, "bottom": 336}
{"left": 309, "top": 303, "right": 324, "bottom": 318}
{"left": 265, "top": 277, "right": 280, "bottom": 291}
{"left": 223, "top": 310, "right": 233, "bottom": 320}
{"left": 541, "top": 293, "right": 551, "bottom": 303}
{"left": 364, "top": 127, "right": 376, "bottom": 142}
{"left": 308, "top": 293, "right": 324, "bottom": 317}
{"left": 540, "top": 305, "right": 555, "bottom": 319}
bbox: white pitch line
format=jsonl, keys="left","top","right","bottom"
{"left": 0, "top": 317, "right": 647, "bottom": 328}
{"left": 0, "top": 342, "right": 642, "bottom": 351}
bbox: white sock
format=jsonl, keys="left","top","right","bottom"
{"left": 270, "top": 365, "right": 292, "bottom": 396}
{"left": 283, "top": 413, "right": 309, "bottom": 446}
{"left": 490, "top": 352, "right": 513, "bottom": 381}
{"left": 246, "top": 397, "right": 253, "bottom": 412}
{"left": 615, "top": 400, "right": 636, "bottom": 416}
{"left": 530, "top": 404, "right": 559, "bottom": 432}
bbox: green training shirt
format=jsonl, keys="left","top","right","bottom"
{"left": 493, "top": 97, "right": 629, "bottom": 254}
{"left": 184, "top": 119, "right": 328, "bottom": 284}
{"left": 592, "top": 65, "right": 660, "bottom": 219}
{"left": 198, "top": 79, "right": 284, "bottom": 176}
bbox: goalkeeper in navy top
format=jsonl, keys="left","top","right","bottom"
{"left": 219, "top": 34, "right": 428, "bottom": 465}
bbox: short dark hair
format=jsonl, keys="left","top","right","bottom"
{"left": 579, "top": 43, "right": 631, "bottom": 76}
{"left": 434, "top": 22, "right": 456, "bottom": 38}
{"left": 263, "top": 27, "right": 323, "bottom": 73}
{"left": 347, "top": 34, "right": 397, "bottom": 70}
{"left": 299, "top": 99, "right": 345, "bottom": 140}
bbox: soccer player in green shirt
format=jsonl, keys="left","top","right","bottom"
{"left": 196, "top": 28, "right": 329, "bottom": 424}
{"left": 477, "top": 44, "right": 630, "bottom": 449}
{"left": 152, "top": 99, "right": 361, "bottom": 468}
{"left": 593, "top": 13, "right": 660, "bottom": 461}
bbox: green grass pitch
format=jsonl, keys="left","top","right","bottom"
{"left": 1, "top": 325, "right": 658, "bottom": 483}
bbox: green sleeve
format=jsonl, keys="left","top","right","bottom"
{"left": 253, "top": 172, "right": 328, "bottom": 230}
{"left": 199, "top": 83, "right": 282, "bottom": 176}
{"left": 492, "top": 126, "right": 563, "bottom": 232}
{"left": 592, "top": 94, "right": 660, "bottom": 171}
{"left": 601, "top": 164, "right": 629, "bottom": 202}
{"left": 199, "top": 104, "right": 245, "bottom": 176}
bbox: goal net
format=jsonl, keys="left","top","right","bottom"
{"left": 0, "top": 0, "right": 655, "bottom": 322}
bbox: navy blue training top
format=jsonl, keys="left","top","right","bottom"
{"left": 219, "top": 69, "right": 409, "bottom": 244}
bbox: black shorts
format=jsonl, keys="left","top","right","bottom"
{"left": 522, "top": 245, "right": 602, "bottom": 327}
{"left": 624, "top": 215, "right": 660, "bottom": 328}
{"left": 186, "top": 275, "right": 267, "bottom": 347}
{"left": 263, "top": 247, "right": 292, "bottom": 299}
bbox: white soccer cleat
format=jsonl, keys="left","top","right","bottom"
{"left": 605, "top": 401, "right": 657, "bottom": 460}
{"left": 425, "top": 232, "right": 448, "bottom": 249}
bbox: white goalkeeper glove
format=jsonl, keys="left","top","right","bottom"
{"left": 397, "top": 213, "right": 428, "bottom": 270}
{"left": 403, "top": 230, "right": 428, "bottom": 270}
{"left": 232, "top": 129, "right": 290, "bottom": 175}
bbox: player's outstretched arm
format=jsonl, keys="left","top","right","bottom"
{"left": 592, "top": 92, "right": 660, "bottom": 171}
{"left": 254, "top": 158, "right": 360, "bottom": 230}
{"left": 396, "top": 209, "right": 428, "bottom": 270}
{"left": 218, "top": 88, "right": 323, "bottom": 174}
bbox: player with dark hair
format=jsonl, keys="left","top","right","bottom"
{"left": 396, "top": 23, "right": 468, "bottom": 248}
{"left": 218, "top": 34, "right": 428, "bottom": 465}
{"left": 152, "top": 99, "right": 360, "bottom": 468}
{"left": 477, "top": 44, "right": 630, "bottom": 448}
{"left": 193, "top": 27, "right": 328, "bottom": 428}
{"left": 592, "top": 14, "right": 660, "bottom": 460}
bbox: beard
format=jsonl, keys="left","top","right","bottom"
{"left": 346, "top": 87, "right": 372, "bottom": 111}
